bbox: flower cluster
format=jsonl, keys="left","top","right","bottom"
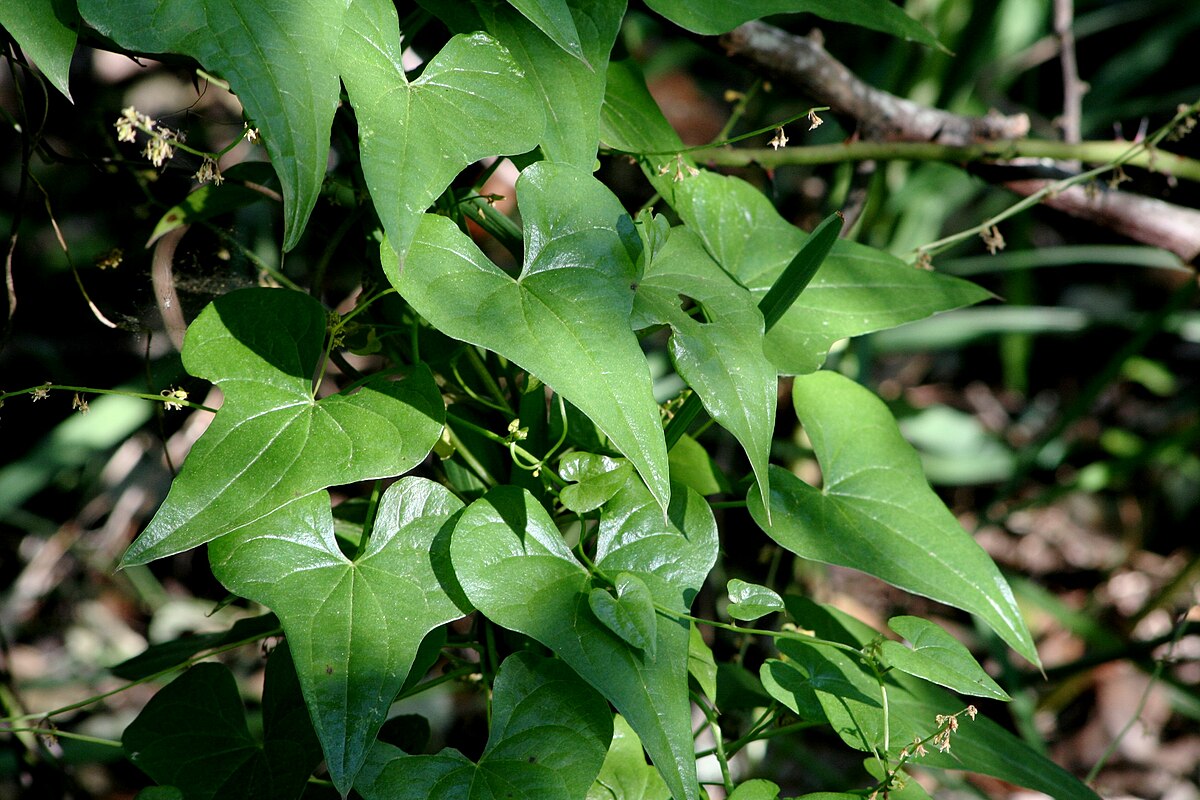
{"left": 898, "top": 705, "right": 977, "bottom": 760}
{"left": 981, "top": 224, "right": 1005, "bottom": 254}
{"left": 160, "top": 387, "right": 189, "bottom": 411}
{"left": 658, "top": 154, "right": 699, "bottom": 182}
{"left": 114, "top": 105, "right": 226, "bottom": 185}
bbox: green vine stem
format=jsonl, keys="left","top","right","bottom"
{"left": 683, "top": 136, "right": 1200, "bottom": 184}
{"left": 0, "top": 383, "right": 216, "bottom": 413}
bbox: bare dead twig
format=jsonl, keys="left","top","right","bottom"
{"left": 1003, "top": 179, "right": 1200, "bottom": 263}
{"left": 720, "top": 21, "right": 1030, "bottom": 145}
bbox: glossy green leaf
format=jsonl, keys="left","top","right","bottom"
{"left": 450, "top": 477, "right": 717, "bottom": 800}
{"left": 506, "top": 0, "right": 584, "bottom": 61}
{"left": 748, "top": 371, "right": 1039, "bottom": 666}
{"left": 726, "top": 579, "right": 784, "bottom": 622}
{"left": 643, "top": 0, "right": 942, "bottom": 49}
{"left": 602, "top": 60, "right": 987, "bottom": 375}
{"left": 587, "top": 715, "right": 672, "bottom": 800}
{"left": 727, "top": 779, "right": 781, "bottom": 800}
{"left": 475, "top": 0, "right": 625, "bottom": 167}
{"left": 355, "top": 651, "right": 613, "bottom": 800}
{"left": 146, "top": 163, "right": 278, "bottom": 247}
{"left": 589, "top": 573, "right": 658, "bottom": 657}
{"left": 340, "top": 0, "right": 543, "bottom": 259}
{"left": 123, "top": 644, "right": 321, "bottom": 800}
{"left": 0, "top": 0, "right": 79, "bottom": 100}
{"left": 686, "top": 623, "right": 718, "bottom": 702}
{"left": 560, "top": 452, "right": 634, "bottom": 513}
{"left": 397, "top": 161, "right": 669, "bottom": 511}
{"left": 880, "top": 616, "right": 1009, "bottom": 701}
{"left": 123, "top": 288, "right": 444, "bottom": 565}
{"left": 208, "top": 478, "right": 469, "bottom": 794}
{"left": 633, "top": 226, "right": 776, "bottom": 510}
{"left": 79, "top": 0, "right": 346, "bottom": 251}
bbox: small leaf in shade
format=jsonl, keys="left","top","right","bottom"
{"left": 450, "top": 478, "right": 716, "bottom": 800}
{"left": 397, "top": 162, "right": 670, "bottom": 512}
{"left": 208, "top": 478, "right": 471, "bottom": 795}
{"left": 589, "top": 573, "right": 658, "bottom": 657}
{"left": 560, "top": 452, "right": 634, "bottom": 513}
{"left": 122, "top": 288, "right": 444, "bottom": 566}
{"left": 687, "top": 623, "right": 718, "bottom": 702}
{"left": 109, "top": 613, "right": 280, "bottom": 681}
{"left": 122, "top": 643, "right": 322, "bottom": 800}
{"left": 587, "top": 715, "right": 672, "bottom": 800}
{"left": 668, "top": 434, "right": 728, "bottom": 496}
{"left": 881, "top": 616, "right": 1010, "bottom": 701}
{"left": 355, "top": 652, "right": 613, "bottom": 800}
{"left": 725, "top": 579, "right": 784, "bottom": 622}
{"left": 748, "top": 371, "right": 1040, "bottom": 667}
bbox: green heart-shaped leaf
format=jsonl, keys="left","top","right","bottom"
{"left": 79, "top": 0, "right": 346, "bottom": 250}
{"left": 588, "top": 573, "right": 657, "bottom": 657}
{"left": 560, "top": 452, "right": 634, "bottom": 513}
{"left": 396, "top": 161, "right": 670, "bottom": 511}
{"left": 355, "top": 651, "right": 613, "bottom": 800}
{"left": 340, "top": 0, "right": 544, "bottom": 259}
{"left": 748, "top": 370, "right": 1039, "bottom": 666}
{"left": 633, "top": 225, "right": 776, "bottom": 508}
{"left": 725, "top": 579, "right": 784, "bottom": 622}
{"left": 880, "top": 616, "right": 1009, "bottom": 701}
{"left": 123, "top": 288, "right": 444, "bottom": 565}
{"left": 122, "top": 643, "right": 322, "bottom": 800}
{"left": 208, "top": 478, "right": 470, "bottom": 794}
{"left": 450, "top": 477, "right": 716, "bottom": 800}
{"left": 474, "top": 0, "right": 625, "bottom": 167}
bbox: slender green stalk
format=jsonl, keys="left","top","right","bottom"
{"left": 685, "top": 138, "right": 1200, "bottom": 183}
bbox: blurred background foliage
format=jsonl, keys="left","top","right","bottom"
{"left": 2, "top": 0, "right": 1198, "bottom": 798}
